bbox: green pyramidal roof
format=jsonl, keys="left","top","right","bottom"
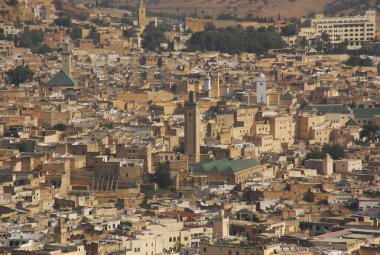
{"left": 280, "top": 92, "right": 296, "bottom": 100}
{"left": 47, "top": 70, "right": 76, "bottom": 87}
{"left": 189, "top": 158, "right": 260, "bottom": 174}
{"left": 345, "top": 118, "right": 359, "bottom": 126}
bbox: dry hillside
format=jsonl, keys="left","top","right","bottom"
{"left": 132, "top": 0, "right": 336, "bottom": 18}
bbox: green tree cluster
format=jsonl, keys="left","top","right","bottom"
{"left": 123, "top": 28, "right": 137, "bottom": 38}
{"left": 6, "top": 0, "right": 19, "bottom": 6}
{"left": 281, "top": 24, "right": 297, "bottom": 36}
{"left": 187, "top": 26, "right": 285, "bottom": 54}
{"left": 54, "top": 16, "right": 72, "bottom": 27}
{"left": 17, "top": 29, "right": 44, "bottom": 49}
{"left": 51, "top": 123, "right": 67, "bottom": 131}
{"left": 142, "top": 23, "right": 171, "bottom": 51}
{"left": 305, "top": 143, "right": 345, "bottom": 160}
{"left": 360, "top": 124, "right": 380, "bottom": 143}
{"left": 152, "top": 163, "right": 172, "bottom": 189}
{"left": 345, "top": 56, "right": 372, "bottom": 67}
{"left": 58, "top": 11, "right": 88, "bottom": 21}
{"left": 11, "top": 141, "right": 34, "bottom": 152}
{"left": 6, "top": 65, "right": 34, "bottom": 85}
{"left": 32, "top": 44, "right": 53, "bottom": 54}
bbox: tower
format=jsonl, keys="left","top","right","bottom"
{"left": 210, "top": 72, "right": 220, "bottom": 98}
{"left": 256, "top": 73, "right": 267, "bottom": 105}
{"left": 204, "top": 73, "right": 211, "bottom": 97}
{"left": 54, "top": 218, "right": 69, "bottom": 243}
{"left": 213, "top": 209, "right": 230, "bottom": 239}
{"left": 322, "top": 153, "right": 333, "bottom": 176}
{"left": 138, "top": 0, "right": 147, "bottom": 28}
{"left": 185, "top": 91, "right": 200, "bottom": 164}
{"left": 62, "top": 44, "right": 72, "bottom": 77}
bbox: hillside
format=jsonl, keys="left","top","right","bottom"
{"left": 124, "top": 0, "right": 336, "bottom": 18}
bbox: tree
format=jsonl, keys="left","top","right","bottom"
{"left": 204, "top": 22, "right": 216, "bottom": 31}
{"left": 102, "top": 122, "right": 113, "bottom": 129}
{"left": 6, "top": 0, "right": 19, "bottom": 6}
{"left": 187, "top": 26, "right": 285, "bottom": 54}
{"left": 6, "top": 65, "right": 34, "bottom": 85}
{"left": 281, "top": 24, "right": 297, "bottom": 36}
{"left": 54, "top": 16, "right": 72, "bottom": 27}
{"left": 217, "top": 13, "right": 235, "bottom": 20}
{"left": 157, "top": 57, "right": 163, "bottom": 67}
{"left": 173, "top": 242, "right": 185, "bottom": 252}
{"left": 54, "top": 0, "right": 62, "bottom": 9}
{"left": 33, "top": 44, "right": 53, "bottom": 54}
{"left": 51, "top": 123, "right": 67, "bottom": 131}
{"left": 174, "top": 142, "right": 185, "bottom": 154}
{"left": 123, "top": 28, "right": 137, "bottom": 38}
{"left": 142, "top": 24, "right": 167, "bottom": 51}
{"left": 360, "top": 124, "right": 380, "bottom": 143}
{"left": 70, "top": 26, "right": 83, "bottom": 39}
{"left": 306, "top": 143, "right": 345, "bottom": 160}
{"left": 13, "top": 141, "right": 33, "bottom": 152}
{"left": 299, "top": 36, "right": 309, "bottom": 49}
{"left": 346, "top": 56, "right": 372, "bottom": 67}
{"left": 153, "top": 163, "right": 172, "bottom": 189}
{"left": 17, "top": 29, "right": 44, "bottom": 48}
{"left": 305, "top": 150, "right": 324, "bottom": 160}
{"left": 140, "top": 56, "right": 147, "bottom": 65}
{"left": 322, "top": 143, "right": 345, "bottom": 160}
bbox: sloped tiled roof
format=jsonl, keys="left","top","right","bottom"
{"left": 280, "top": 92, "right": 296, "bottom": 100}
{"left": 189, "top": 158, "right": 260, "bottom": 174}
{"left": 301, "top": 104, "right": 351, "bottom": 115}
{"left": 47, "top": 70, "right": 76, "bottom": 87}
{"left": 352, "top": 107, "right": 380, "bottom": 118}
{"left": 345, "top": 118, "right": 359, "bottom": 126}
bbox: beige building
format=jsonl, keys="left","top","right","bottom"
{"left": 334, "top": 159, "right": 362, "bottom": 173}
{"left": 298, "top": 114, "right": 326, "bottom": 140}
{"left": 200, "top": 242, "right": 282, "bottom": 255}
{"left": 299, "top": 10, "right": 376, "bottom": 49}
{"left": 269, "top": 115, "right": 295, "bottom": 146}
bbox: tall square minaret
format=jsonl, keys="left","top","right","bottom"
{"left": 256, "top": 73, "right": 267, "bottom": 105}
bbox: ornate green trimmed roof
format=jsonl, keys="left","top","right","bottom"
{"left": 189, "top": 158, "right": 260, "bottom": 174}
{"left": 47, "top": 70, "right": 76, "bottom": 87}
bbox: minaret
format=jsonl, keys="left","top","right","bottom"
{"left": 54, "top": 218, "right": 69, "bottom": 243}
{"left": 210, "top": 72, "right": 220, "bottom": 98}
{"left": 213, "top": 209, "right": 230, "bottom": 239}
{"left": 322, "top": 153, "right": 333, "bottom": 176}
{"left": 256, "top": 73, "right": 267, "bottom": 105}
{"left": 138, "top": 0, "right": 147, "bottom": 28}
{"left": 62, "top": 44, "right": 72, "bottom": 77}
{"left": 204, "top": 73, "right": 211, "bottom": 97}
{"left": 185, "top": 91, "right": 200, "bottom": 164}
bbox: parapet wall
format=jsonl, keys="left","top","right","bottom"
{"left": 185, "top": 17, "right": 272, "bottom": 32}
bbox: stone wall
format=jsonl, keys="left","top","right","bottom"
{"left": 185, "top": 17, "right": 272, "bottom": 32}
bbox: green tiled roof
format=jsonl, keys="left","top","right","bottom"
{"left": 301, "top": 104, "right": 351, "bottom": 115}
{"left": 47, "top": 70, "right": 76, "bottom": 87}
{"left": 369, "top": 84, "right": 378, "bottom": 89}
{"left": 352, "top": 107, "right": 380, "bottom": 118}
{"left": 189, "top": 158, "right": 260, "bottom": 174}
{"left": 345, "top": 118, "right": 359, "bottom": 126}
{"left": 280, "top": 92, "right": 296, "bottom": 100}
